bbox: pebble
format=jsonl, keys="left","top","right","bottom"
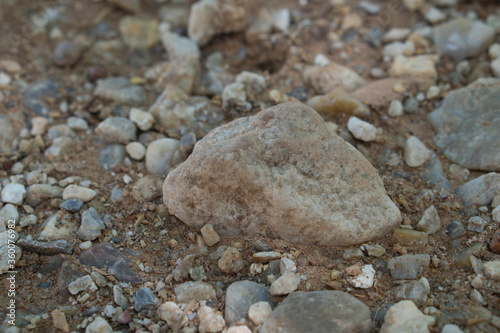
{"left": 227, "top": 326, "right": 252, "bottom": 333}
{"left": 270, "top": 272, "right": 301, "bottom": 296}
{"left": 347, "top": 116, "right": 377, "bottom": 142}
{"left": 96, "top": 117, "right": 137, "bottom": 144}
{"left": 77, "top": 207, "right": 105, "bottom": 241}
{"left": 118, "top": 17, "right": 159, "bottom": 48}
{"left": 416, "top": 205, "right": 441, "bottom": 234}
{"left": 0, "top": 204, "right": 18, "bottom": 231}
{"left": 218, "top": 247, "right": 245, "bottom": 274}
{"left": 384, "top": 28, "right": 411, "bottom": 42}
{"left": 145, "top": 138, "right": 180, "bottom": 176}
{"left": 113, "top": 285, "right": 128, "bottom": 310}
{"left": 198, "top": 305, "right": 225, "bottom": 333}
{"left": 442, "top": 324, "right": 464, "bottom": 333}
{"left": 172, "top": 254, "right": 195, "bottom": 282}
{"left": 47, "top": 124, "right": 76, "bottom": 141}
{"left": 94, "top": 77, "right": 145, "bottom": 105}
{"left": 79, "top": 243, "right": 140, "bottom": 283}
{"left": 426, "top": 85, "right": 440, "bottom": 99}
{"left": 280, "top": 258, "right": 296, "bottom": 275}
{"left": 388, "top": 254, "right": 430, "bottom": 280}
{"left": 17, "top": 239, "right": 73, "bottom": 255}
{"left": 68, "top": 275, "right": 96, "bottom": 295}
{"left": 1, "top": 183, "right": 26, "bottom": 205}
{"left": 175, "top": 281, "right": 216, "bottom": 304}
{"left": 251, "top": 251, "right": 281, "bottom": 264}
{"left": 62, "top": 185, "right": 96, "bottom": 203}
{"left": 131, "top": 175, "right": 163, "bottom": 202}
{"left": 225, "top": 280, "right": 273, "bottom": 326}
{"left": 179, "top": 132, "right": 197, "bottom": 159}
{"left": 423, "top": 6, "right": 446, "bottom": 24}
{"left": 493, "top": 206, "right": 500, "bottom": 222}
{"left": 125, "top": 142, "right": 146, "bottom": 160}
{"left": 161, "top": 30, "right": 200, "bottom": 59}
{"left": 380, "top": 300, "right": 434, "bottom": 333}
{"left": 455, "top": 173, "right": 500, "bottom": 207}
{"left": 248, "top": 301, "right": 272, "bottom": 325}
{"left": 23, "top": 80, "right": 60, "bottom": 117}
{"left": 402, "top": 0, "right": 423, "bottom": 11}
{"left": 19, "top": 214, "right": 37, "bottom": 228}
{"left": 261, "top": 291, "right": 371, "bottom": 333}
{"left": 273, "top": 8, "right": 290, "bottom": 32}
{"left": 489, "top": 43, "right": 500, "bottom": 59}
{"left": 129, "top": 108, "right": 154, "bottom": 131}
{"left": 394, "top": 277, "right": 430, "bottom": 307}
{"left": 343, "top": 248, "right": 364, "bottom": 260}
{"left": 85, "top": 317, "right": 112, "bottom": 333}
{"left": 53, "top": 40, "right": 81, "bottom": 67}
{"left": 304, "top": 62, "right": 366, "bottom": 94}
{"left": 446, "top": 220, "right": 466, "bottom": 239}
{"left": 67, "top": 117, "right": 88, "bottom": 131}
{"left": 31, "top": 117, "right": 49, "bottom": 136}
{"left": 366, "top": 244, "right": 386, "bottom": 257}
{"left": 468, "top": 216, "right": 488, "bottom": 233}
{"left": 45, "top": 137, "right": 75, "bottom": 161}
{"left": 60, "top": 198, "right": 83, "bottom": 213}
{"left": 306, "top": 88, "right": 370, "bottom": 117}
{"left": 51, "top": 309, "right": 70, "bottom": 333}
{"left": 134, "top": 288, "right": 160, "bottom": 312}
{"left": 25, "top": 184, "right": 62, "bottom": 207}
{"left": 433, "top": 18, "right": 495, "bottom": 61}
{"left": 157, "top": 302, "right": 186, "bottom": 327}
{"left": 404, "top": 98, "right": 419, "bottom": 113}
{"left": 39, "top": 211, "right": 77, "bottom": 240}
{"left": 201, "top": 224, "right": 220, "bottom": 247}
{"left": 348, "top": 264, "right": 375, "bottom": 288}
{"left": 389, "top": 55, "right": 437, "bottom": 89}
{"left": 388, "top": 100, "right": 403, "bottom": 117}
{"left": 358, "top": 0, "right": 380, "bottom": 14}
{"left": 404, "top": 136, "right": 431, "bottom": 168}
{"left": 491, "top": 58, "right": 500, "bottom": 77}
{"left": 103, "top": 305, "right": 116, "bottom": 318}
{"left": 484, "top": 261, "right": 500, "bottom": 281}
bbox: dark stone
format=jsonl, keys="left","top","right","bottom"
{"left": 286, "top": 87, "right": 308, "bottom": 102}
{"left": 257, "top": 259, "right": 280, "bottom": 284}
{"left": 225, "top": 280, "right": 273, "bottom": 326}
{"left": 79, "top": 243, "right": 141, "bottom": 283}
{"left": 179, "top": 132, "right": 197, "bottom": 159}
{"left": 18, "top": 239, "right": 74, "bottom": 255}
{"left": 420, "top": 153, "right": 452, "bottom": 192}
{"left": 489, "top": 228, "right": 500, "bottom": 254}
{"left": 57, "top": 260, "right": 85, "bottom": 303}
{"left": 252, "top": 240, "right": 273, "bottom": 252}
{"left": 23, "top": 80, "right": 60, "bottom": 117}
{"left": 116, "top": 310, "right": 132, "bottom": 324}
{"left": 37, "top": 282, "right": 52, "bottom": 289}
{"left": 134, "top": 288, "right": 160, "bottom": 312}
{"left": 38, "top": 256, "right": 64, "bottom": 275}
{"left": 60, "top": 198, "right": 83, "bottom": 213}
{"left": 260, "top": 291, "right": 371, "bottom": 333}
{"left": 53, "top": 40, "right": 81, "bottom": 66}
{"left": 446, "top": 220, "right": 466, "bottom": 239}
{"left": 83, "top": 306, "right": 100, "bottom": 317}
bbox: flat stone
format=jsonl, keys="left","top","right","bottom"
{"left": 1, "top": 183, "right": 26, "bottom": 205}
{"left": 446, "top": 221, "right": 466, "bottom": 239}
{"left": 17, "top": 239, "right": 73, "bottom": 255}
{"left": 200, "top": 224, "right": 220, "bottom": 247}
{"left": 68, "top": 275, "right": 95, "bottom": 294}
{"left": 174, "top": 281, "right": 216, "bottom": 304}
{"left": 94, "top": 77, "right": 145, "bottom": 105}
{"left": 62, "top": 185, "right": 96, "bottom": 203}
{"left": 252, "top": 252, "right": 281, "bottom": 264}
{"left": 163, "top": 102, "right": 400, "bottom": 246}
{"left": 380, "top": 300, "right": 435, "bottom": 333}
{"left": 394, "top": 277, "right": 430, "bottom": 307}
{"left": 172, "top": 254, "right": 195, "bottom": 282}
{"left": 304, "top": 62, "right": 366, "bottom": 94}
{"left": 77, "top": 207, "right": 105, "bottom": 241}
{"left": 79, "top": 243, "right": 140, "bottom": 283}
{"left": 67, "top": 117, "right": 88, "bottom": 131}
{"left": 420, "top": 153, "right": 451, "bottom": 191}
{"left": 0, "top": 204, "right": 18, "bottom": 232}
{"left": 433, "top": 18, "right": 495, "bottom": 61}
{"left": 98, "top": 144, "right": 126, "bottom": 169}
{"left": 149, "top": 85, "right": 224, "bottom": 139}
{"left": 134, "top": 288, "right": 160, "bottom": 312}
{"left": 146, "top": 56, "right": 201, "bottom": 94}
{"left": 389, "top": 55, "right": 438, "bottom": 89}
{"left": 113, "top": 285, "right": 128, "bottom": 310}
{"left": 23, "top": 80, "right": 60, "bottom": 116}
{"left": 51, "top": 309, "right": 70, "bottom": 333}
{"left": 427, "top": 78, "right": 500, "bottom": 172}
{"left": 455, "top": 173, "right": 500, "bottom": 206}
{"left": 353, "top": 78, "right": 409, "bottom": 108}
{"left": 225, "top": 280, "right": 273, "bottom": 326}
{"left": 118, "top": 16, "right": 159, "bottom": 48}
{"left": 260, "top": 291, "right": 371, "bottom": 333}
{"left": 270, "top": 272, "right": 301, "bottom": 296}
{"left": 45, "top": 137, "right": 75, "bottom": 161}
{"left": 455, "top": 243, "right": 484, "bottom": 267}
{"left": 388, "top": 254, "right": 430, "bottom": 280}
{"left": 307, "top": 88, "right": 370, "bottom": 117}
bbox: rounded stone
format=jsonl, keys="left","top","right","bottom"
{"left": 53, "top": 41, "right": 81, "bottom": 66}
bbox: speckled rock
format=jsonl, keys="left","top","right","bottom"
{"left": 260, "top": 291, "right": 371, "bottom": 333}
{"left": 304, "top": 62, "right": 366, "bottom": 94}
{"left": 96, "top": 117, "right": 137, "bottom": 144}
{"left": 174, "top": 281, "right": 216, "bottom": 304}
{"left": 164, "top": 102, "right": 400, "bottom": 246}
{"left": 427, "top": 78, "right": 500, "bottom": 172}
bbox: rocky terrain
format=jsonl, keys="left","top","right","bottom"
{"left": 0, "top": 0, "right": 500, "bottom": 332}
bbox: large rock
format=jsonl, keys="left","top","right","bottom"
{"left": 164, "top": 102, "right": 400, "bottom": 246}
{"left": 149, "top": 85, "right": 224, "bottom": 139}
{"left": 427, "top": 78, "right": 500, "bottom": 171}
{"left": 455, "top": 173, "right": 500, "bottom": 207}
{"left": 260, "top": 291, "right": 371, "bottom": 333}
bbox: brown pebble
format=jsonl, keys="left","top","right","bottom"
{"left": 87, "top": 66, "right": 107, "bottom": 83}
{"left": 489, "top": 229, "right": 500, "bottom": 254}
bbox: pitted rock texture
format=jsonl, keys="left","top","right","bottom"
{"left": 164, "top": 102, "right": 400, "bottom": 246}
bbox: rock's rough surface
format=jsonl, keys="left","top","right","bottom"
{"left": 427, "top": 78, "right": 500, "bottom": 172}
{"left": 455, "top": 173, "right": 500, "bottom": 207}
{"left": 380, "top": 300, "right": 434, "bottom": 333}
{"left": 260, "top": 291, "right": 371, "bottom": 333}
{"left": 163, "top": 102, "right": 400, "bottom": 246}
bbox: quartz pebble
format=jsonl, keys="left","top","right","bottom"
{"left": 129, "top": 108, "right": 154, "bottom": 131}
{"left": 68, "top": 275, "right": 96, "bottom": 295}
{"left": 380, "top": 300, "right": 434, "bottom": 333}
{"left": 218, "top": 247, "right": 245, "bottom": 274}
{"left": 347, "top": 116, "right": 377, "bottom": 142}
{"left": 125, "top": 142, "right": 146, "bottom": 160}
{"left": 484, "top": 261, "right": 500, "bottom": 281}
{"left": 198, "top": 305, "right": 225, "bottom": 333}
{"left": 62, "top": 185, "right": 96, "bottom": 202}
{"left": 1, "top": 183, "right": 26, "bottom": 205}
{"left": 157, "top": 302, "right": 186, "bottom": 327}
{"left": 388, "top": 100, "right": 403, "bottom": 117}
{"left": 416, "top": 206, "right": 441, "bottom": 234}
{"left": 248, "top": 301, "right": 272, "bottom": 325}
{"left": 270, "top": 272, "right": 301, "bottom": 295}
{"left": 404, "top": 136, "right": 431, "bottom": 167}
{"left": 348, "top": 264, "right": 375, "bottom": 288}
{"left": 51, "top": 309, "right": 70, "bottom": 333}
{"left": 201, "top": 224, "right": 220, "bottom": 247}
{"left": 85, "top": 316, "right": 112, "bottom": 333}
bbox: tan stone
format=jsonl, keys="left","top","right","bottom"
{"left": 164, "top": 102, "right": 400, "bottom": 246}
{"left": 307, "top": 88, "right": 370, "bottom": 117}
{"left": 303, "top": 62, "right": 366, "bottom": 94}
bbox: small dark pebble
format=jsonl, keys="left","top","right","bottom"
{"left": 53, "top": 40, "right": 81, "bottom": 67}
{"left": 179, "top": 132, "right": 197, "bottom": 160}
{"left": 83, "top": 306, "right": 101, "bottom": 317}
{"left": 37, "top": 282, "right": 52, "bottom": 289}
{"left": 446, "top": 220, "right": 466, "bottom": 239}
{"left": 134, "top": 288, "right": 160, "bottom": 312}
{"left": 252, "top": 240, "right": 273, "bottom": 252}
{"left": 60, "top": 198, "right": 84, "bottom": 213}
{"left": 116, "top": 310, "right": 132, "bottom": 324}
{"left": 87, "top": 66, "right": 107, "bottom": 83}
{"left": 286, "top": 87, "right": 308, "bottom": 102}
{"left": 17, "top": 239, "right": 74, "bottom": 255}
